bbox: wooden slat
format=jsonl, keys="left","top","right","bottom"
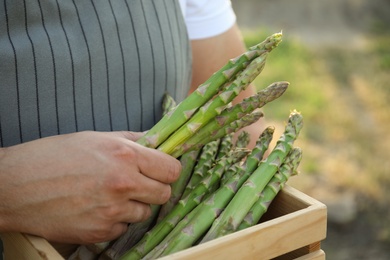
{"left": 295, "top": 250, "right": 326, "bottom": 260}
{"left": 1, "top": 186, "right": 327, "bottom": 260}
{"left": 158, "top": 186, "right": 327, "bottom": 260}
{"left": 1, "top": 233, "right": 64, "bottom": 260}
{"left": 274, "top": 241, "right": 322, "bottom": 259}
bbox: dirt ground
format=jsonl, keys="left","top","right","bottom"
{"left": 232, "top": 1, "right": 390, "bottom": 259}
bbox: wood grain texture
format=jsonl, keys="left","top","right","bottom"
{"left": 0, "top": 185, "right": 327, "bottom": 260}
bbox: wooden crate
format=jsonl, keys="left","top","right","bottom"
{"left": 1, "top": 185, "right": 327, "bottom": 260}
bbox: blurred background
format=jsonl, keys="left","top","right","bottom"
{"left": 231, "top": 0, "right": 390, "bottom": 259}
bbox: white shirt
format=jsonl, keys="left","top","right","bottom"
{"left": 179, "top": 0, "right": 237, "bottom": 40}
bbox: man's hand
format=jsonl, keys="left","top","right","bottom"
{"left": 0, "top": 131, "right": 181, "bottom": 244}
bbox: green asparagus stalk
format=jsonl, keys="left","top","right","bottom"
{"left": 219, "top": 161, "right": 244, "bottom": 187}
{"left": 207, "top": 81, "right": 288, "bottom": 137}
{"left": 136, "top": 32, "right": 282, "bottom": 149}
{"left": 244, "top": 126, "right": 274, "bottom": 168}
{"left": 215, "top": 133, "right": 234, "bottom": 161}
{"left": 100, "top": 204, "right": 161, "bottom": 259}
{"left": 235, "top": 131, "right": 251, "bottom": 148}
{"left": 169, "top": 81, "right": 288, "bottom": 157}
{"left": 156, "top": 148, "right": 201, "bottom": 223}
{"left": 161, "top": 92, "right": 177, "bottom": 115}
{"left": 238, "top": 147, "right": 302, "bottom": 231}
{"left": 119, "top": 149, "right": 249, "bottom": 260}
{"left": 148, "top": 142, "right": 277, "bottom": 258}
{"left": 139, "top": 127, "right": 276, "bottom": 259}
{"left": 157, "top": 52, "right": 269, "bottom": 155}
{"left": 170, "top": 110, "right": 264, "bottom": 158}
{"left": 82, "top": 33, "right": 285, "bottom": 259}
{"left": 221, "top": 126, "right": 275, "bottom": 185}
{"left": 142, "top": 166, "right": 246, "bottom": 259}
{"left": 111, "top": 122, "right": 275, "bottom": 259}
{"left": 200, "top": 110, "right": 303, "bottom": 243}
{"left": 180, "top": 140, "right": 220, "bottom": 199}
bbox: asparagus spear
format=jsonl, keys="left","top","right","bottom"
{"left": 170, "top": 110, "right": 264, "bottom": 158}
{"left": 137, "top": 32, "right": 282, "bottom": 149}
{"left": 221, "top": 126, "right": 275, "bottom": 185}
{"left": 161, "top": 92, "right": 177, "bottom": 115}
{"left": 201, "top": 110, "right": 303, "bottom": 243}
{"left": 156, "top": 148, "right": 201, "bottom": 223}
{"left": 100, "top": 204, "right": 161, "bottom": 259}
{"left": 180, "top": 140, "right": 220, "bottom": 199}
{"left": 235, "top": 131, "right": 251, "bottom": 148}
{"left": 147, "top": 139, "right": 280, "bottom": 257}
{"left": 119, "top": 149, "right": 249, "bottom": 259}
{"left": 146, "top": 172, "right": 245, "bottom": 258}
{"left": 136, "top": 127, "right": 276, "bottom": 259}
{"left": 238, "top": 147, "right": 302, "bottom": 230}
{"left": 215, "top": 133, "right": 234, "bottom": 161}
{"left": 103, "top": 117, "right": 274, "bottom": 255}
{"left": 157, "top": 52, "right": 269, "bottom": 155}
{"left": 169, "top": 81, "right": 288, "bottom": 157}
{"left": 219, "top": 161, "right": 244, "bottom": 187}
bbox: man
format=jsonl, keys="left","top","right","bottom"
{"left": 0, "top": 0, "right": 263, "bottom": 244}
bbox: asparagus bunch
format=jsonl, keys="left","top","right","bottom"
{"left": 120, "top": 123, "right": 273, "bottom": 260}
{"left": 136, "top": 32, "right": 283, "bottom": 153}
{"left": 170, "top": 81, "right": 288, "bottom": 157}
{"left": 120, "top": 148, "right": 249, "bottom": 259}
{"left": 201, "top": 110, "right": 303, "bottom": 243}
{"left": 128, "top": 111, "right": 303, "bottom": 259}
{"left": 238, "top": 147, "right": 302, "bottom": 230}
{"left": 75, "top": 32, "right": 297, "bottom": 259}
{"left": 157, "top": 52, "right": 269, "bottom": 155}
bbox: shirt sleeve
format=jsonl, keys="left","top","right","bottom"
{"left": 179, "top": 0, "right": 237, "bottom": 40}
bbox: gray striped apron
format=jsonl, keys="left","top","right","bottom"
{"left": 0, "top": 0, "right": 192, "bottom": 147}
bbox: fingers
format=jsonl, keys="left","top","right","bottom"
{"left": 117, "top": 200, "right": 152, "bottom": 224}
{"left": 87, "top": 201, "right": 151, "bottom": 243}
{"left": 134, "top": 145, "right": 182, "bottom": 184}
{"left": 111, "top": 130, "right": 182, "bottom": 184}
{"left": 123, "top": 171, "right": 172, "bottom": 205}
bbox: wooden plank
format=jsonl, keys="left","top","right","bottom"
{"left": 1, "top": 186, "right": 327, "bottom": 260}
{"left": 274, "top": 241, "right": 322, "bottom": 259}
{"left": 295, "top": 250, "right": 326, "bottom": 260}
{"left": 158, "top": 186, "right": 327, "bottom": 260}
{"left": 1, "top": 233, "right": 63, "bottom": 260}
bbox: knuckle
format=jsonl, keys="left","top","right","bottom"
{"left": 134, "top": 204, "right": 152, "bottom": 222}
{"left": 141, "top": 205, "right": 152, "bottom": 221}
{"left": 165, "top": 159, "right": 181, "bottom": 183}
{"left": 112, "top": 142, "right": 138, "bottom": 162}
{"left": 159, "top": 185, "right": 172, "bottom": 204}
{"left": 104, "top": 176, "right": 135, "bottom": 193}
{"left": 101, "top": 205, "right": 122, "bottom": 219}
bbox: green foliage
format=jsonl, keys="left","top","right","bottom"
{"left": 243, "top": 29, "right": 327, "bottom": 123}
{"left": 373, "top": 35, "right": 390, "bottom": 70}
